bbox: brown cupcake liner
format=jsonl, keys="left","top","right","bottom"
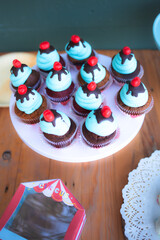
{"left": 71, "top": 99, "right": 89, "bottom": 117}
{"left": 67, "top": 50, "right": 98, "bottom": 71}
{"left": 44, "top": 84, "right": 76, "bottom": 104}
{"left": 116, "top": 90, "right": 154, "bottom": 116}
{"left": 100, "top": 76, "right": 113, "bottom": 91}
{"left": 78, "top": 66, "right": 113, "bottom": 91}
{"left": 110, "top": 64, "right": 144, "bottom": 85}
{"left": 42, "top": 123, "right": 78, "bottom": 148}
{"left": 80, "top": 121, "right": 117, "bottom": 148}
{"left": 10, "top": 75, "right": 43, "bottom": 93}
{"left": 14, "top": 95, "right": 49, "bottom": 124}
{"left": 71, "top": 97, "right": 101, "bottom": 117}
{"left": 19, "top": 116, "right": 41, "bottom": 124}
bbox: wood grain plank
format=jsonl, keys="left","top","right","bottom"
{"left": 0, "top": 50, "right": 160, "bottom": 240}
{"left": 0, "top": 108, "right": 22, "bottom": 217}
{"left": 15, "top": 143, "right": 50, "bottom": 190}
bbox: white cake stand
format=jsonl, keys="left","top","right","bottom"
{"left": 9, "top": 54, "right": 145, "bottom": 163}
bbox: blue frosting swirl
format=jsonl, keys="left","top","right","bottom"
{"left": 80, "top": 63, "right": 106, "bottom": 84}
{"left": 46, "top": 69, "right": 72, "bottom": 92}
{"left": 37, "top": 50, "right": 60, "bottom": 71}
{"left": 65, "top": 41, "right": 92, "bottom": 60}
{"left": 85, "top": 110, "right": 118, "bottom": 137}
{"left": 120, "top": 83, "right": 148, "bottom": 107}
{"left": 16, "top": 89, "right": 43, "bottom": 114}
{"left": 40, "top": 110, "right": 71, "bottom": 136}
{"left": 75, "top": 87, "right": 102, "bottom": 110}
{"left": 112, "top": 53, "right": 137, "bottom": 74}
{"left": 10, "top": 66, "right": 32, "bottom": 87}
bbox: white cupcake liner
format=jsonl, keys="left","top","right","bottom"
{"left": 110, "top": 64, "right": 144, "bottom": 86}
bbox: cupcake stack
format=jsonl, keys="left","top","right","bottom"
{"left": 9, "top": 37, "right": 154, "bottom": 149}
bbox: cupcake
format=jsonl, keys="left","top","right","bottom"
{"left": 65, "top": 35, "right": 95, "bottom": 68}
{"left": 78, "top": 56, "right": 111, "bottom": 90}
{"left": 81, "top": 106, "right": 118, "bottom": 147}
{"left": 116, "top": 77, "right": 154, "bottom": 115}
{"left": 72, "top": 82, "right": 103, "bottom": 117}
{"left": 110, "top": 46, "right": 144, "bottom": 85}
{"left": 14, "top": 85, "right": 47, "bottom": 124}
{"left": 10, "top": 59, "right": 42, "bottom": 92}
{"left": 45, "top": 62, "right": 75, "bottom": 103}
{"left": 39, "top": 109, "right": 77, "bottom": 148}
{"left": 36, "top": 41, "right": 65, "bottom": 77}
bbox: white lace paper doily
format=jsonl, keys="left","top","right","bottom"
{"left": 120, "top": 150, "right": 160, "bottom": 240}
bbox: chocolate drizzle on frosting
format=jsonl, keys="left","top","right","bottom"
{"left": 14, "top": 88, "right": 35, "bottom": 103}
{"left": 11, "top": 64, "right": 28, "bottom": 77}
{"left": 93, "top": 108, "right": 114, "bottom": 124}
{"left": 119, "top": 50, "right": 133, "bottom": 64}
{"left": 82, "top": 84, "right": 101, "bottom": 98}
{"left": 39, "top": 45, "right": 55, "bottom": 54}
{"left": 83, "top": 63, "right": 100, "bottom": 81}
{"left": 126, "top": 81, "right": 145, "bottom": 97}
{"left": 50, "top": 68, "right": 68, "bottom": 81}
{"left": 66, "top": 38, "right": 85, "bottom": 51}
{"left": 41, "top": 109, "right": 63, "bottom": 127}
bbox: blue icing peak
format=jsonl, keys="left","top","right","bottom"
{"left": 10, "top": 66, "right": 32, "bottom": 87}
{"left": 75, "top": 85, "right": 102, "bottom": 110}
{"left": 37, "top": 49, "right": 60, "bottom": 71}
{"left": 65, "top": 40, "right": 92, "bottom": 60}
{"left": 112, "top": 52, "right": 137, "bottom": 74}
{"left": 120, "top": 82, "right": 148, "bottom": 107}
{"left": 16, "top": 89, "right": 43, "bottom": 114}
{"left": 46, "top": 68, "right": 72, "bottom": 92}
{"left": 80, "top": 63, "right": 106, "bottom": 84}
{"left": 85, "top": 110, "right": 118, "bottom": 137}
{"left": 40, "top": 110, "right": 71, "bottom": 136}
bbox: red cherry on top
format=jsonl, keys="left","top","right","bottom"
{"left": 131, "top": 77, "right": 141, "bottom": 87}
{"left": 18, "top": 85, "right": 27, "bottom": 95}
{"left": 39, "top": 41, "right": 50, "bottom": 50}
{"left": 123, "top": 46, "right": 131, "bottom": 55}
{"left": 13, "top": 59, "right": 22, "bottom": 68}
{"left": 53, "top": 62, "right": 62, "bottom": 71}
{"left": 71, "top": 35, "right": 80, "bottom": 43}
{"left": 101, "top": 106, "right": 112, "bottom": 118}
{"left": 87, "top": 81, "right": 97, "bottom": 91}
{"left": 87, "top": 56, "right": 98, "bottom": 66}
{"left": 43, "top": 110, "right": 55, "bottom": 122}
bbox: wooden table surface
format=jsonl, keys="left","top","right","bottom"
{"left": 0, "top": 50, "right": 160, "bottom": 240}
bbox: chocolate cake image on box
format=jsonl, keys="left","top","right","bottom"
{"left": 0, "top": 179, "right": 86, "bottom": 240}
